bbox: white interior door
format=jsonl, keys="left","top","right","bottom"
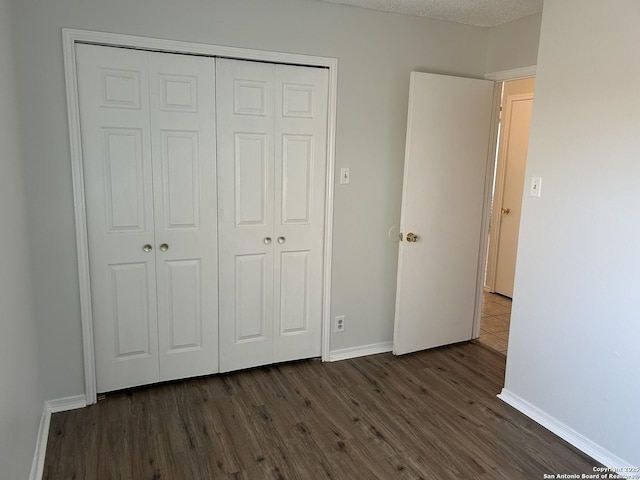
{"left": 393, "top": 72, "right": 496, "bottom": 356}
{"left": 217, "top": 59, "right": 275, "bottom": 371}
{"left": 272, "top": 63, "right": 327, "bottom": 363}
{"left": 77, "top": 44, "right": 160, "bottom": 392}
{"left": 147, "top": 51, "right": 219, "bottom": 381}
{"left": 77, "top": 44, "right": 218, "bottom": 392}
{"left": 493, "top": 93, "right": 533, "bottom": 298}
{"left": 217, "top": 59, "right": 328, "bottom": 372}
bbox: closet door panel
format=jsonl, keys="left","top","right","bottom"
{"left": 235, "top": 253, "right": 270, "bottom": 341}
{"left": 272, "top": 64, "right": 328, "bottom": 362}
{"left": 161, "top": 259, "right": 202, "bottom": 348}
{"left": 217, "top": 59, "right": 275, "bottom": 372}
{"left": 281, "top": 134, "right": 313, "bottom": 224}
{"left": 160, "top": 130, "right": 200, "bottom": 229}
{"left": 76, "top": 44, "right": 160, "bottom": 392}
{"left": 235, "top": 132, "right": 269, "bottom": 226}
{"left": 148, "top": 52, "right": 219, "bottom": 381}
{"left": 278, "top": 250, "right": 310, "bottom": 334}
{"left": 108, "top": 262, "right": 156, "bottom": 357}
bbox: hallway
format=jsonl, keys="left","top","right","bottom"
{"left": 479, "top": 292, "right": 512, "bottom": 354}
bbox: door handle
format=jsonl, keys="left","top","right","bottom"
{"left": 264, "top": 237, "right": 272, "bottom": 245}
{"left": 501, "top": 207, "right": 511, "bottom": 215}
{"left": 143, "top": 244, "right": 152, "bottom": 252}
{"left": 405, "top": 232, "right": 418, "bottom": 243}
{"left": 159, "top": 243, "right": 169, "bottom": 251}
{"left": 277, "top": 236, "right": 286, "bottom": 244}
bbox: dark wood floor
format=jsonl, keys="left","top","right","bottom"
{"left": 44, "top": 341, "right": 599, "bottom": 479}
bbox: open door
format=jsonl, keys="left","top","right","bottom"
{"left": 393, "top": 72, "right": 498, "bottom": 356}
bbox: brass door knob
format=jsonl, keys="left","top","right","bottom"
{"left": 406, "top": 232, "right": 418, "bottom": 243}
{"left": 143, "top": 244, "right": 152, "bottom": 252}
{"left": 501, "top": 207, "right": 511, "bottom": 215}
{"left": 159, "top": 243, "right": 169, "bottom": 251}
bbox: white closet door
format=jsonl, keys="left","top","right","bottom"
{"left": 272, "top": 64, "right": 327, "bottom": 363}
{"left": 217, "top": 59, "right": 328, "bottom": 372}
{"left": 77, "top": 44, "right": 160, "bottom": 392}
{"left": 147, "top": 52, "right": 219, "bottom": 381}
{"left": 217, "top": 59, "right": 276, "bottom": 371}
{"left": 77, "top": 44, "right": 218, "bottom": 392}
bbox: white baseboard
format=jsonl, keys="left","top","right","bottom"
{"left": 328, "top": 341, "right": 393, "bottom": 362}
{"left": 45, "top": 395, "right": 87, "bottom": 414}
{"left": 29, "top": 407, "right": 51, "bottom": 480}
{"left": 498, "top": 388, "right": 633, "bottom": 471}
{"left": 29, "top": 395, "right": 87, "bottom": 480}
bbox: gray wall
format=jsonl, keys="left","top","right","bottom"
{"left": 10, "top": 0, "right": 489, "bottom": 399}
{"left": 0, "top": 0, "right": 45, "bottom": 476}
{"left": 485, "top": 13, "right": 541, "bottom": 73}
{"left": 506, "top": 0, "right": 640, "bottom": 465}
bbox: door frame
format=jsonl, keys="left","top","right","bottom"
{"left": 62, "top": 28, "right": 338, "bottom": 405}
{"left": 482, "top": 67, "right": 536, "bottom": 299}
{"left": 467, "top": 66, "right": 537, "bottom": 339}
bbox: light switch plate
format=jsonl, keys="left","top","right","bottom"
{"left": 340, "top": 167, "right": 350, "bottom": 185}
{"left": 530, "top": 176, "right": 542, "bottom": 197}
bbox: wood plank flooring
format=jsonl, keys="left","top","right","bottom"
{"left": 44, "top": 341, "right": 599, "bottom": 479}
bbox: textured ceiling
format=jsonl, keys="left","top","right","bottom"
{"left": 315, "top": 0, "right": 543, "bottom": 27}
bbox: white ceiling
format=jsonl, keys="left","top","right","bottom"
{"left": 314, "top": 0, "right": 543, "bottom": 27}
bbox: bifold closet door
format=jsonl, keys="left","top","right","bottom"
{"left": 76, "top": 44, "right": 218, "bottom": 393}
{"left": 216, "top": 58, "right": 329, "bottom": 372}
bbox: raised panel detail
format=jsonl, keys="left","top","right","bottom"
{"left": 279, "top": 251, "right": 309, "bottom": 335}
{"left": 100, "top": 68, "right": 141, "bottom": 109}
{"left": 160, "top": 74, "right": 198, "bottom": 112}
{"left": 234, "top": 80, "right": 267, "bottom": 116}
{"left": 165, "top": 260, "right": 202, "bottom": 351}
{"left": 235, "top": 254, "right": 267, "bottom": 342}
{"left": 102, "top": 128, "right": 146, "bottom": 232}
{"left": 109, "top": 263, "right": 151, "bottom": 358}
{"left": 235, "top": 133, "right": 267, "bottom": 226}
{"left": 283, "top": 83, "right": 314, "bottom": 118}
{"left": 161, "top": 131, "right": 199, "bottom": 229}
{"left": 282, "top": 135, "right": 312, "bottom": 224}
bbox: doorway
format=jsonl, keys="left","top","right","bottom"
{"left": 479, "top": 77, "right": 535, "bottom": 355}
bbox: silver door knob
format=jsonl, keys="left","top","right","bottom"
{"left": 277, "top": 236, "right": 286, "bottom": 244}
{"left": 264, "top": 237, "right": 272, "bottom": 245}
{"left": 159, "top": 243, "right": 169, "bottom": 251}
{"left": 143, "top": 244, "right": 152, "bottom": 252}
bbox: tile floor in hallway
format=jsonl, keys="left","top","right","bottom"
{"left": 479, "top": 291, "right": 512, "bottom": 354}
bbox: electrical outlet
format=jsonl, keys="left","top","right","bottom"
{"left": 334, "top": 315, "right": 345, "bottom": 333}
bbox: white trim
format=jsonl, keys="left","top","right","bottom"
{"left": 45, "top": 394, "right": 87, "bottom": 414}
{"left": 498, "top": 389, "right": 634, "bottom": 471}
{"left": 472, "top": 82, "right": 502, "bottom": 339}
{"left": 328, "top": 341, "right": 393, "bottom": 362}
{"left": 485, "top": 65, "right": 537, "bottom": 81}
{"left": 63, "top": 30, "right": 97, "bottom": 406}
{"left": 29, "top": 395, "right": 87, "bottom": 480}
{"left": 63, "top": 29, "right": 337, "bottom": 404}
{"left": 29, "top": 407, "right": 50, "bottom": 480}
{"left": 322, "top": 57, "right": 338, "bottom": 364}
